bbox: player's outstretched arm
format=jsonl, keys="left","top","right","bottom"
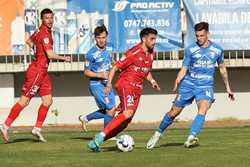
{"left": 45, "top": 50, "right": 71, "bottom": 62}
{"left": 146, "top": 72, "right": 160, "bottom": 91}
{"left": 218, "top": 63, "right": 235, "bottom": 101}
{"left": 173, "top": 66, "right": 187, "bottom": 92}
{"left": 104, "top": 65, "right": 118, "bottom": 94}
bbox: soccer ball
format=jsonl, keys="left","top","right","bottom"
{"left": 116, "top": 134, "right": 135, "bottom": 152}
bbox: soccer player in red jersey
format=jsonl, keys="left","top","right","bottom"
{"left": 0, "top": 8, "right": 70, "bottom": 143}
{"left": 88, "top": 27, "right": 161, "bottom": 151}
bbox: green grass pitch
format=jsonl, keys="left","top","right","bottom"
{"left": 0, "top": 127, "right": 250, "bottom": 167}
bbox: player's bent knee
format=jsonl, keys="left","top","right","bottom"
{"left": 19, "top": 96, "right": 31, "bottom": 107}
{"left": 106, "top": 107, "right": 116, "bottom": 117}
{"left": 42, "top": 99, "right": 53, "bottom": 107}
{"left": 123, "top": 110, "right": 134, "bottom": 119}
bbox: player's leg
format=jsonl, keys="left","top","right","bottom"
{"left": 88, "top": 87, "right": 138, "bottom": 151}
{"left": 103, "top": 88, "right": 116, "bottom": 127}
{"left": 146, "top": 105, "right": 183, "bottom": 149}
{"left": 32, "top": 94, "right": 52, "bottom": 142}
{"left": 184, "top": 100, "right": 211, "bottom": 148}
{"left": 79, "top": 109, "right": 106, "bottom": 132}
{"left": 147, "top": 85, "right": 194, "bottom": 149}
{"left": 32, "top": 75, "right": 52, "bottom": 142}
{"left": 0, "top": 68, "right": 41, "bottom": 143}
{"left": 79, "top": 83, "right": 111, "bottom": 131}
{"left": 103, "top": 109, "right": 134, "bottom": 140}
{"left": 0, "top": 96, "right": 30, "bottom": 143}
{"left": 184, "top": 87, "right": 213, "bottom": 148}
{"left": 88, "top": 109, "right": 135, "bottom": 152}
{"left": 100, "top": 87, "right": 138, "bottom": 141}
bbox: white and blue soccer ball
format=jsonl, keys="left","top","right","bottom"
{"left": 116, "top": 134, "right": 135, "bottom": 152}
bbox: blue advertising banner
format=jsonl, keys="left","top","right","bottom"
{"left": 66, "top": 0, "right": 182, "bottom": 53}
{"left": 183, "top": 0, "right": 250, "bottom": 50}
{"left": 109, "top": 0, "right": 182, "bottom": 52}
{"left": 66, "top": 0, "right": 110, "bottom": 54}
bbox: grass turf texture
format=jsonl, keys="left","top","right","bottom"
{"left": 0, "top": 127, "right": 250, "bottom": 167}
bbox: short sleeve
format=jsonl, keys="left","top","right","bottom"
{"left": 182, "top": 48, "right": 191, "bottom": 67}
{"left": 115, "top": 51, "right": 134, "bottom": 70}
{"left": 30, "top": 30, "right": 38, "bottom": 43}
{"left": 41, "top": 34, "right": 53, "bottom": 51}
{"left": 217, "top": 50, "right": 224, "bottom": 65}
{"left": 84, "top": 52, "right": 94, "bottom": 70}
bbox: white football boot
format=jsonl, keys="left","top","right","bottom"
{"left": 78, "top": 115, "right": 88, "bottom": 132}
{"left": 146, "top": 131, "right": 162, "bottom": 150}
{"left": 184, "top": 135, "right": 199, "bottom": 148}
{"left": 32, "top": 127, "right": 47, "bottom": 142}
{"left": 0, "top": 124, "right": 9, "bottom": 143}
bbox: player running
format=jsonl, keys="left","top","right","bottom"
{"left": 146, "top": 22, "right": 235, "bottom": 149}
{"left": 78, "top": 25, "right": 116, "bottom": 131}
{"left": 0, "top": 8, "right": 70, "bottom": 143}
{"left": 88, "top": 27, "right": 161, "bottom": 152}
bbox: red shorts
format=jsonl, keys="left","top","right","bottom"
{"left": 115, "top": 81, "right": 142, "bottom": 112}
{"left": 21, "top": 65, "right": 52, "bottom": 98}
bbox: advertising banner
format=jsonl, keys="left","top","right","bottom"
{"left": 184, "top": 0, "right": 250, "bottom": 50}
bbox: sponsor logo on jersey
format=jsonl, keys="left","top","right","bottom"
{"left": 193, "top": 53, "right": 202, "bottom": 59}
{"left": 93, "top": 50, "right": 102, "bottom": 59}
{"left": 190, "top": 46, "right": 200, "bottom": 53}
{"left": 43, "top": 38, "right": 49, "bottom": 44}
{"left": 134, "top": 66, "right": 150, "bottom": 73}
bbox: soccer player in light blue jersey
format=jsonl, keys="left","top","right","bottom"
{"left": 146, "top": 22, "right": 235, "bottom": 149}
{"left": 78, "top": 25, "right": 116, "bottom": 131}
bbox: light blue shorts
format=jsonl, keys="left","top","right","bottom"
{"left": 174, "top": 83, "right": 214, "bottom": 108}
{"left": 89, "top": 82, "right": 116, "bottom": 110}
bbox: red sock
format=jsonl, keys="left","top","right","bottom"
{"left": 103, "top": 113, "right": 130, "bottom": 140}
{"left": 104, "top": 118, "right": 132, "bottom": 140}
{"left": 35, "top": 104, "right": 49, "bottom": 128}
{"left": 5, "top": 103, "right": 24, "bottom": 127}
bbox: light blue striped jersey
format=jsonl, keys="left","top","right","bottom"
{"left": 84, "top": 45, "right": 113, "bottom": 83}
{"left": 182, "top": 41, "right": 224, "bottom": 87}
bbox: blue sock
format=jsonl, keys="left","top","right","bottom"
{"left": 157, "top": 114, "right": 173, "bottom": 133}
{"left": 86, "top": 110, "right": 105, "bottom": 122}
{"left": 104, "top": 114, "right": 113, "bottom": 127}
{"left": 189, "top": 114, "right": 205, "bottom": 136}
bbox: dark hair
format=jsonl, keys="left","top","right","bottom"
{"left": 94, "top": 25, "right": 108, "bottom": 37}
{"left": 40, "top": 8, "right": 53, "bottom": 19}
{"left": 140, "top": 27, "right": 158, "bottom": 40}
{"left": 194, "top": 22, "right": 209, "bottom": 31}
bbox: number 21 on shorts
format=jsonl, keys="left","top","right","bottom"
{"left": 126, "top": 95, "right": 134, "bottom": 106}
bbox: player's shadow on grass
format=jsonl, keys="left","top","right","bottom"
{"left": 102, "top": 146, "right": 119, "bottom": 152}
{"left": 9, "top": 138, "right": 39, "bottom": 143}
{"left": 102, "top": 146, "right": 146, "bottom": 152}
{"left": 160, "top": 142, "right": 183, "bottom": 148}
{"left": 71, "top": 137, "right": 92, "bottom": 141}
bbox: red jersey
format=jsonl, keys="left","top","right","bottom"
{"left": 30, "top": 24, "right": 53, "bottom": 71}
{"left": 115, "top": 43, "right": 155, "bottom": 87}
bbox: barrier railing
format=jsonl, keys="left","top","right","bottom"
{"left": 0, "top": 50, "right": 250, "bottom": 73}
